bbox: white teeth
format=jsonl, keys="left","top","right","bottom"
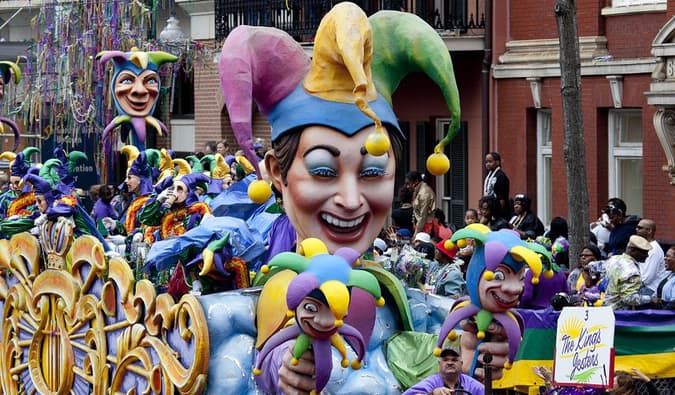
{"left": 321, "top": 213, "right": 365, "bottom": 228}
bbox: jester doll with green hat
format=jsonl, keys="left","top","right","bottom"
{"left": 217, "top": 2, "right": 470, "bottom": 392}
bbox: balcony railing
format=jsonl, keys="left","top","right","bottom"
{"left": 215, "top": 0, "right": 486, "bottom": 42}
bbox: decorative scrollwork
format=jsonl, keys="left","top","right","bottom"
{"left": 0, "top": 232, "right": 209, "bottom": 395}
{"left": 653, "top": 108, "right": 675, "bottom": 185}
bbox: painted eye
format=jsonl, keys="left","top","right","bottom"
{"left": 360, "top": 153, "right": 389, "bottom": 178}
{"left": 493, "top": 271, "right": 505, "bottom": 281}
{"left": 145, "top": 76, "right": 159, "bottom": 85}
{"left": 303, "top": 303, "right": 318, "bottom": 313}
{"left": 308, "top": 167, "right": 337, "bottom": 178}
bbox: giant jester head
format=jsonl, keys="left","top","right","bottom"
{"left": 97, "top": 48, "right": 177, "bottom": 148}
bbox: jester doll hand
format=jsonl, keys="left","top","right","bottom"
{"left": 279, "top": 342, "right": 316, "bottom": 395}
{"left": 459, "top": 319, "right": 509, "bottom": 381}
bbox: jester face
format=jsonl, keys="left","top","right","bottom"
{"left": 114, "top": 69, "right": 160, "bottom": 118}
{"left": 295, "top": 295, "right": 338, "bottom": 340}
{"left": 125, "top": 174, "right": 141, "bottom": 194}
{"left": 35, "top": 194, "right": 49, "bottom": 214}
{"left": 173, "top": 179, "right": 189, "bottom": 204}
{"left": 477, "top": 263, "right": 525, "bottom": 313}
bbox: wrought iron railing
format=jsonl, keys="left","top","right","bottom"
{"left": 215, "top": 0, "right": 486, "bottom": 42}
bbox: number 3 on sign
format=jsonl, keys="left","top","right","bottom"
{"left": 584, "top": 310, "right": 588, "bottom": 321}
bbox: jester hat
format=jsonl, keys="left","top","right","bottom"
{"left": 174, "top": 172, "right": 210, "bottom": 206}
{"left": 4, "top": 147, "right": 40, "bottom": 178}
{"left": 23, "top": 173, "right": 62, "bottom": 207}
{"left": 53, "top": 144, "right": 88, "bottom": 189}
{"left": 97, "top": 48, "right": 177, "bottom": 148}
{"left": 219, "top": 2, "right": 461, "bottom": 201}
{"left": 255, "top": 241, "right": 384, "bottom": 392}
{"left": 120, "top": 145, "right": 153, "bottom": 196}
{"left": 0, "top": 60, "right": 22, "bottom": 152}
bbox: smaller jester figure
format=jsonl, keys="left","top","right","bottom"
{"left": 0, "top": 60, "right": 22, "bottom": 152}
{"left": 435, "top": 225, "right": 543, "bottom": 375}
{"left": 97, "top": 48, "right": 177, "bottom": 150}
{"left": 253, "top": 239, "right": 385, "bottom": 394}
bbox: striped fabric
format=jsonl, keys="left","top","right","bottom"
{"left": 495, "top": 308, "right": 675, "bottom": 392}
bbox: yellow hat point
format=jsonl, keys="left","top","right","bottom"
{"left": 448, "top": 329, "right": 458, "bottom": 341}
{"left": 504, "top": 361, "right": 512, "bottom": 370}
{"left": 483, "top": 271, "right": 495, "bottom": 281}
{"left": 543, "top": 269, "right": 554, "bottom": 279}
{"left": 531, "top": 276, "right": 540, "bottom": 285}
{"left": 286, "top": 310, "right": 295, "bottom": 318}
{"left": 364, "top": 129, "right": 390, "bottom": 157}
{"left": 248, "top": 180, "right": 272, "bottom": 204}
{"left": 252, "top": 368, "right": 262, "bottom": 376}
{"left": 477, "top": 331, "right": 486, "bottom": 340}
{"left": 375, "top": 297, "right": 385, "bottom": 307}
{"left": 351, "top": 360, "right": 362, "bottom": 370}
{"left": 260, "top": 265, "right": 270, "bottom": 274}
{"left": 457, "top": 239, "right": 468, "bottom": 248}
{"left": 426, "top": 152, "right": 450, "bottom": 176}
{"left": 334, "top": 319, "right": 343, "bottom": 327}
{"left": 341, "top": 358, "right": 349, "bottom": 368}
{"left": 444, "top": 240, "right": 455, "bottom": 250}
{"left": 291, "top": 357, "right": 299, "bottom": 366}
{"left": 433, "top": 347, "right": 442, "bottom": 357}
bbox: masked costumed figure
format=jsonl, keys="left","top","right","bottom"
{"left": 0, "top": 147, "right": 41, "bottom": 237}
{"left": 117, "top": 146, "right": 154, "bottom": 238}
{"left": 435, "top": 226, "right": 543, "bottom": 375}
{"left": 97, "top": 48, "right": 177, "bottom": 150}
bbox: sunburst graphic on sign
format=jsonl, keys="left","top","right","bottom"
{"left": 560, "top": 316, "right": 584, "bottom": 340}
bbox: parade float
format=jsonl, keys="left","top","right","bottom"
{"left": 0, "top": 1, "right": 674, "bottom": 395}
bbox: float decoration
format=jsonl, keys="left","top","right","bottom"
{"left": 0, "top": 230, "right": 209, "bottom": 394}
{"left": 253, "top": 239, "right": 384, "bottom": 394}
{"left": 97, "top": 48, "right": 177, "bottom": 150}
{"left": 435, "top": 227, "right": 543, "bottom": 373}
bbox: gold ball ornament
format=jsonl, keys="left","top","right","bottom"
{"left": 426, "top": 152, "right": 450, "bottom": 176}
{"left": 248, "top": 180, "right": 272, "bottom": 204}
{"left": 364, "top": 130, "right": 390, "bottom": 157}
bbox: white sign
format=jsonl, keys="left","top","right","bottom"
{"left": 553, "top": 307, "right": 615, "bottom": 388}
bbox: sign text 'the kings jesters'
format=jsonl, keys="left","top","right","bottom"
{"left": 553, "top": 307, "right": 615, "bottom": 388}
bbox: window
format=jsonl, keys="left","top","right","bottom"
{"left": 435, "top": 118, "right": 467, "bottom": 230}
{"left": 612, "top": 0, "right": 665, "bottom": 6}
{"left": 536, "top": 110, "right": 552, "bottom": 227}
{"left": 608, "top": 109, "right": 643, "bottom": 217}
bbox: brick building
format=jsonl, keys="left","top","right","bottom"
{"left": 492, "top": 0, "right": 675, "bottom": 243}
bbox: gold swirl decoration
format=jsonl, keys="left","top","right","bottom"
{"left": 0, "top": 232, "right": 209, "bottom": 395}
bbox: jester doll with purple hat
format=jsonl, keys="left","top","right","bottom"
{"left": 253, "top": 239, "right": 385, "bottom": 394}
{"left": 218, "top": 1, "right": 468, "bottom": 392}
{"left": 435, "top": 225, "right": 543, "bottom": 376}
{"left": 0, "top": 147, "right": 41, "bottom": 237}
{"left": 96, "top": 48, "right": 177, "bottom": 150}
{"left": 0, "top": 60, "right": 22, "bottom": 152}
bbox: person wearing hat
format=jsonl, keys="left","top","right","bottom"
{"left": 117, "top": 147, "right": 155, "bottom": 237}
{"left": 138, "top": 171, "right": 212, "bottom": 244}
{"left": 425, "top": 239, "right": 466, "bottom": 298}
{"left": 603, "top": 234, "right": 653, "bottom": 310}
{"left": 508, "top": 194, "right": 545, "bottom": 240}
{"left": 604, "top": 197, "right": 640, "bottom": 256}
{"left": 403, "top": 345, "right": 484, "bottom": 395}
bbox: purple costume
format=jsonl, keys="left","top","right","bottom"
{"left": 92, "top": 198, "right": 118, "bottom": 221}
{"left": 402, "top": 373, "right": 485, "bottom": 395}
{"left": 520, "top": 269, "right": 569, "bottom": 309}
